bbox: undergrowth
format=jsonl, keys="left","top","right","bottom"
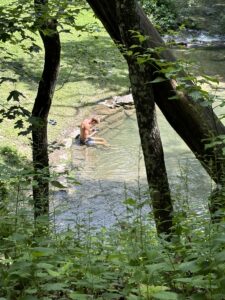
{"left": 1, "top": 152, "right": 225, "bottom": 300}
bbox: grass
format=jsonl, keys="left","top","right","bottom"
{"left": 0, "top": 1, "right": 129, "bottom": 156}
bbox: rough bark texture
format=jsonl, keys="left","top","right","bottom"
{"left": 32, "top": 0, "right": 60, "bottom": 220}
{"left": 116, "top": 0, "right": 173, "bottom": 236}
{"left": 86, "top": 0, "right": 225, "bottom": 185}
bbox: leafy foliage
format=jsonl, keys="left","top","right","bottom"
{"left": 139, "top": 0, "right": 179, "bottom": 32}
{"left": 0, "top": 89, "right": 31, "bottom": 135}
{"left": 1, "top": 184, "right": 225, "bottom": 299}
{"left": 0, "top": 1, "right": 225, "bottom": 298}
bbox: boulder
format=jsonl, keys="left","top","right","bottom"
{"left": 99, "top": 94, "right": 134, "bottom": 108}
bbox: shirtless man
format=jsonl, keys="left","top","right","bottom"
{"left": 80, "top": 116, "right": 109, "bottom": 146}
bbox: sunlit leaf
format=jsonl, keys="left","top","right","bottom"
{"left": 150, "top": 77, "right": 167, "bottom": 83}
{"left": 123, "top": 198, "right": 137, "bottom": 206}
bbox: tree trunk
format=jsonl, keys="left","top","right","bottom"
{"left": 116, "top": 0, "right": 173, "bottom": 236}
{"left": 86, "top": 0, "right": 225, "bottom": 185}
{"left": 32, "top": 0, "right": 60, "bottom": 220}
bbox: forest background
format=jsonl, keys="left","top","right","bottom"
{"left": 1, "top": 0, "right": 225, "bottom": 299}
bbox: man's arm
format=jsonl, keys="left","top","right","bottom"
{"left": 88, "top": 128, "right": 98, "bottom": 138}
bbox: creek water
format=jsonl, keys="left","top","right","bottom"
{"left": 54, "top": 37, "right": 225, "bottom": 229}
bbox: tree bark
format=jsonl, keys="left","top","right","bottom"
{"left": 86, "top": 0, "right": 225, "bottom": 185}
{"left": 116, "top": 0, "right": 173, "bottom": 236}
{"left": 32, "top": 0, "right": 60, "bottom": 220}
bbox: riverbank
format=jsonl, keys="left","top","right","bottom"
{"left": 0, "top": 7, "right": 129, "bottom": 158}
{"left": 49, "top": 94, "right": 135, "bottom": 179}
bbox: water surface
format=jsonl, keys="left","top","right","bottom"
{"left": 54, "top": 40, "right": 225, "bottom": 229}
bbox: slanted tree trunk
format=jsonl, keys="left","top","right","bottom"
{"left": 32, "top": 0, "right": 60, "bottom": 221}
{"left": 86, "top": 0, "right": 225, "bottom": 185}
{"left": 116, "top": 0, "right": 173, "bottom": 236}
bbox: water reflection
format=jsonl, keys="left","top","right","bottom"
{"left": 175, "top": 48, "right": 225, "bottom": 80}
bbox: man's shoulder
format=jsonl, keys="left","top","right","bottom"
{"left": 83, "top": 119, "right": 91, "bottom": 125}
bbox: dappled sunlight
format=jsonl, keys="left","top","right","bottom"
{"left": 59, "top": 36, "right": 128, "bottom": 91}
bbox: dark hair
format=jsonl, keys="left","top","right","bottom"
{"left": 91, "top": 117, "right": 100, "bottom": 124}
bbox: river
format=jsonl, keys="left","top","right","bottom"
{"left": 53, "top": 33, "right": 225, "bottom": 230}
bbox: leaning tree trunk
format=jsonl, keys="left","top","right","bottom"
{"left": 116, "top": 0, "right": 173, "bottom": 236}
{"left": 86, "top": 0, "right": 225, "bottom": 185}
{"left": 32, "top": 0, "right": 60, "bottom": 221}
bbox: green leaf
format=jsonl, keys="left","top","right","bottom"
{"left": 174, "top": 275, "right": 207, "bottom": 288}
{"left": 146, "top": 262, "right": 175, "bottom": 274}
{"left": 36, "top": 262, "right": 55, "bottom": 270}
{"left": 223, "top": 148, "right": 225, "bottom": 156}
{"left": 140, "top": 284, "right": 168, "bottom": 297}
{"left": 47, "top": 269, "right": 61, "bottom": 277}
{"left": 101, "top": 292, "right": 122, "bottom": 299}
{"left": 205, "top": 141, "right": 222, "bottom": 150}
{"left": 10, "top": 232, "right": 27, "bottom": 241}
{"left": 214, "top": 234, "right": 225, "bottom": 243}
{"left": 31, "top": 247, "right": 55, "bottom": 257}
{"left": 21, "top": 296, "right": 39, "bottom": 300}
{"left": 150, "top": 77, "right": 166, "bottom": 83}
{"left": 146, "top": 249, "right": 162, "bottom": 260}
{"left": 202, "top": 74, "right": 219, "bottom": 84}
{"left": 69, "top": 293, "right": 90, "bottom": 300}
{"left": 188, "top": 90, "right": 202, "bottom": 101}
{"left": 24, "top": 288, "right": 38, "bottom": 295}
{"left": 36, "top": 272, "right": 50, "bottom": 279}
{"left": 137, "top": 56, "right": 148, "bottom": 64}
{"left": 130, "top": 45, "right": 139, "bottom": 49}
{"left": 123, "top": 198, "right": 137, "bottom": 206}
{"left": 178, "top": 260, "right": 201, "bottom": 273}
{"left": 126, "top": 50, "right": 133, "bottom": 56}
{"left": 50, "top": 180, "right": 67, "bottom": 188}
{"left": 41, "top": 283, "right": 68, "bottom": 291}
{"left": 215, "top": 250, "right": 225, "bottom": 262}
{"left": 168, "top": 95, "right": 180, "bottom": 100}
{"left": 127, "top": 295, "right": 140, "bottom": 300}
{"left": 153, "top": 291, "right": 180, "bottom": 300}
{"left": 189, "top": 294, "right": 208, "bottom": 300}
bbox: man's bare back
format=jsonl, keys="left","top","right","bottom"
{"left": 79, "top": 117, "right": 109, "bottom": 146}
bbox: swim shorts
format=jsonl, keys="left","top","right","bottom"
{"left": 85, "top": 137, "right": 95, "bottom": 146}
{"left": 80, "top": 137, "right": 95, "bottom": 146}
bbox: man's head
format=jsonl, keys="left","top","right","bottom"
{"left": 91, "top": 116, "right": 100, "bottom": 125}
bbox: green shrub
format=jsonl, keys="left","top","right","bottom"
{"left": 1, "top": 191, "right": 225, "bottom": 299}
